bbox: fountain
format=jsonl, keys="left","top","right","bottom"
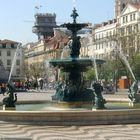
{"left": 49, "top": 7, "right": 106, "bottom": 109}
{"left": 2, "top": 43, "right": 21, "bottom": 110}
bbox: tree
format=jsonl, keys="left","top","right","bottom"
{"left": 84, "top": 68, "right": 95, "bottom": 82}
{"left": 131, "top": 54, "right": 140, "bottom": 80}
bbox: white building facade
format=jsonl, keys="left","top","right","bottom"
{"left": 89, "top": 1, "right": 140, "bottom": 59}
{"left": 91, "top": 20, "right": 117, "bottom": 59}
{"left": 0, "top": 39, "right": 24, "bottom": 82}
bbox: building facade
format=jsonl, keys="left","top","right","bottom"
{"left": 115, "top": 0, "right": 140, "bottom": 18}
{"left": 91, "top": 20, "right": 117, "bottom": 59}
{"left": 0, "top": 39, "right": 24, "bottom": 82}
{"left": 90, "top": 1, "right": 140, "bottom": 59}
{"left": 118, "top": 3, "right": 140, "bottom": 55}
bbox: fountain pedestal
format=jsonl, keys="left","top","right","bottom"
{"left": 3, "top": 105, "right": 16, "bottom": 111}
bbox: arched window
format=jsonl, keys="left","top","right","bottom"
{"left": 121, "top": 3, "right": 126, "bottom": 11}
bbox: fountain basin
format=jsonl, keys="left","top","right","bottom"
{"left": 49, "top": 58, "right": 105, "bottom": 72}
{"left": 0, "top": 107, "right": 140, "bottom": 125}
{"left": 0, "top": 99, "right": 140, "bottom": 125}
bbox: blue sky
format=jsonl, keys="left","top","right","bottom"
{"left": 0, "top": 0, "right": 115, "bottom": 45}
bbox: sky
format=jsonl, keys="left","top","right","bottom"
{"left": 0, "top": 0, "right": 115, "bottom": 45}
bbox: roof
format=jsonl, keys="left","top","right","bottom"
{"left": 0, "top": 39, "right": 19, "bottom": 44}
{"left": 131, "top": 4, "right": 140, "bottom": 9}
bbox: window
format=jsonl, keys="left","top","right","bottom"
{"left": 130, "top": 14, "right": 132, "bottom": 21}
{"left": 122, "top": 3, "right": 126, "bottom": 11}
{"left": 121, "top": 28, "right": 125, "bottom": 35}
{"left": 7, "top": 67, "right": 11, "bottom": 72}
{"left": 133, "top": 13, "right": 136, "bottom": 20}
{"left": 110, "top": 31, "right": 112, "bottom": 36}
{"left": 11, "top": 44, "right": 14, "bottom": 48}
{"left": 0, "top": 51, "right": 1, "bottom": 56}
{"left": 126, "top": 16, "right": 128, "bottom": 23}
{"left": 134, "top": 25, "right": 138, "bottom": 32}
{"left": 2, "top": 44, "right": 6, "bottom": 48}
{"left": 0, "top": 60, "right": 2, "bottom": 65}
{"left": 128, "top": 26, "right": 132, "bottom": 34}
{"left": 16, "top": 59, "right": 20, "bottom": 65}
{"left": 106, "top": 32, "right": 108, "bottom": 37}
{"left": 16, "top": 68, "right": 20, "bottom": 75}
{"left": 7, "top": 60, "right": 11, "bottom": 66}
{"left": 123, "top": 17, "right": 125, "bottom": 24}
{"left": 7, "top": 50, "right": 11, "bottom": 56}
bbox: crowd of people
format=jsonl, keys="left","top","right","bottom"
{"left": 0, "top": 79, "right": 48, "bottom": 94}
{"left": 13, "top": 79, "right": 45, "bottom": 91}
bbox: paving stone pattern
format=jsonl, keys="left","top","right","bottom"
{"left": 0, "top": 121, "right": 140, "bottom": 140}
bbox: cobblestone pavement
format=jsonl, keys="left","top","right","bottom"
{"left": 0, "top": 121, "right": 140, "bottom": 140}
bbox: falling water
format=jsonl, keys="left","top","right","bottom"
{"left": 60, "top": 44, "right": 71, "bottom": 81}
{"left": 117, "top": 51, "right": 136, "bottom": 81}
{"left": 91, "top": 56, "right": 99, "bottom": 81}
{"left": 112, "top": 46, "right": 136, "bottom": 81}
{"left": 60, "top": 43, "right": 71, "bottom": 59}
{"left": 8, "top": 43, "right": 21, "bottom": 82}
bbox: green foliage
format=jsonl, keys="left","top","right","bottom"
{"left": 131, "top": 54, "right": 140, "bottom": 80}
{"left": 84, "top": 68, "right": 95, "bottom": 82}
{"left": 98, "top": 60, "right": 114, "bottom": 81}
{"left": 59, "top": 70, "right": 65, "bottom": 80}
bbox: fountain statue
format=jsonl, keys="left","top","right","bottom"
{"left": 92, "top": 81, "right": 106, "bottom": 109}
{"left": 2, "top": 83, "right": 17, "bottom": 110}
{"left": 128, "top": 80, "right": 140, "bottom": 105}
{"left": 50, "top": 8, "right": 105, "bottom": 109}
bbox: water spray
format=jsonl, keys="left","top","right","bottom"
{"left": 8, "top": 43, "right": 21, "bottom": 83}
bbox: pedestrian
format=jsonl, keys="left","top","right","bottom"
{"left": 39, "top": 79, "right": 44, "bottom": 90}
{"left": 1, "top": 83, "right": 6, "bottom": 95}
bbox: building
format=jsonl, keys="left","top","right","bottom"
{"left": 118, "top": 3, "right": 140, "bottom": 55}
{"left": 115, "top": 0, "right": 140, "bottom": 18}
{"left": 32, "top": 13, "right": 57, "bottom": 40}
{"left": 89, "top": 0, "right": 140, "bottom": 59}
{"left": 23, "top": 30, "right": 69, "bottom": 81}
{"left": 0, "top": 39, "right": 24, "bottom": 82}
{"left": 90, "top": 19, "right": 117, "bottom": 59}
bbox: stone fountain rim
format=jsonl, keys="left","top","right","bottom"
{"left": 0, "top": 108, "right": 140, "bottom": 125}
{"left": 0, "top": 98, "right": 140, "bottom": 125}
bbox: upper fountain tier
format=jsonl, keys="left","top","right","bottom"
{"left": 49, "top": 7, "right": 105, "bottom": 71}
{"left": 61, "top": 8, "right": 88, "bottom": 36}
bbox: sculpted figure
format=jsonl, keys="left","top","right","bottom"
{"left": 2, "top": 83, "right": 17, "bottom": 108}
{"left": 128, "top": 81, "right": 140, "bottom": 103}
{"left": 92, "top": 81, "right": 106, "bottom": 109}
